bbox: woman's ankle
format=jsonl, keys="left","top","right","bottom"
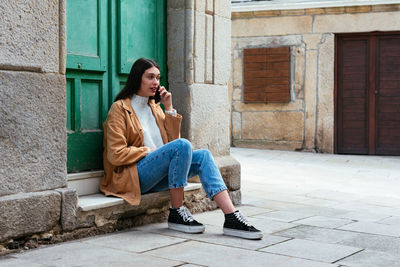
{"left": 213, "top": 190, "right": 236, "bottom": 214}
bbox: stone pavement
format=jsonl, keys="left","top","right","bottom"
{"left": 1, "top": 147, "right": 400, "bottom": 267}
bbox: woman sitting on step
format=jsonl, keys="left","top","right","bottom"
{"left": 100, "top": 58, "right": 262, "bottom": 240}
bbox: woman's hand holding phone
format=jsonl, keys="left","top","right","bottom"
{"left": 158, "top": 86, "right": 173, "bottom": 111}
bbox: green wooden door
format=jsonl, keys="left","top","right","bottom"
{"left": 66, "top": 0, "right": 166, "bottom": 172}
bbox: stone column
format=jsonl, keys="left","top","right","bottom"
{"left": 317, "top": 34, "right": 335, "bottom": 153}
{"left": 0, "top": 0, "right": 76, "bottom": 242}
{"left": 167, "top": 0, "right": 241, "bottom": 204}
{"left": 303, "top": 34, "right": 321, "bottom": 150}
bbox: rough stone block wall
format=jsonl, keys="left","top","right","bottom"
{"left": 230, "top": 3, "right": 400, "bottom": 153}
{"left": 168, "top": 0, "right": 232, "bottom": 156}
{"left": 0, "top": 71, "right": 66, "bottom": 196}
{"left": 231, "top": 35, "right": 306, "bottom": 151}
{"left": 0, "top": 0, "right": 70, "bottom": 243}
{"left": 0, "top": 191, "right": 61, "bottom": 242}
{"left": 168, "top": 0, "right": 241, "bottom": 201}
{"left": 0, "top": 0, "right": 62, "bottom": 73}
{"left": 0, "top": 0, "right": 67, "bottom": 195}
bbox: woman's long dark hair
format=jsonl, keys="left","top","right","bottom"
{"left": 114, "top": 58, "right": 160, "bottom": 102}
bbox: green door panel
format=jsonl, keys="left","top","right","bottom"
{"left": 80, "top": 80, "right": 103, "bottom": 130}
{"left": 118, "top": 0, "right": 167, "bottom": 78}
{"left": 67, "top": 0, "right": 167, "bottom": 172}
{"left": 68, "top": 78, "right": 104, "bottom": 171}
{"left": 66, "top": 72, "right": 107, "bottom": 172}
{"left": 110, "top": 0, "right": 167, "bottom": 101}
{"left": 118, "top": 0, "right": 156, "bottom": 73}
{"left": 66, "top": 0, "right": 107, "bottom": 71}
{"left": 67, "top": 133, "right": 104, "bottom": 171}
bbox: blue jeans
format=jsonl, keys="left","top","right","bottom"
{"left": 137, "top": 138, "right": 227, "bottom": 199}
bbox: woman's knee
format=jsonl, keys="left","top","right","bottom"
{"left": 195, "top": 149, "right": 213, "bottom": 161}
{"left": 174, "top": 138, "right": 193, "bottom": 154}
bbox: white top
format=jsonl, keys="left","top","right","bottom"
{"left": 130, "top": 95, "right": 164, "bottom": 151}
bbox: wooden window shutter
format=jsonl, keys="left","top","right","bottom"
{"left": 243, "top": 47, "right": 290, "bottom": 103}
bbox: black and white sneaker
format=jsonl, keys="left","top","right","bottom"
{"left": 223, "top": 210, "right": 263, "bottom": 240}
{"left": 168, "top": 206, "right": 205, "bottom": 233}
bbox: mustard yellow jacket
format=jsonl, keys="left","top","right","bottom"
{"left": 100, "top": 98, "right": 182, "bottom": 205}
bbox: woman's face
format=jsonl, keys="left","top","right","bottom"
{"left": 137, "top": 66, "right": 160, "bottom": 97}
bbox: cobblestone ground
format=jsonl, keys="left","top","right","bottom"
{"left": 1, "top": 148, "right": 400, "bottom": 267}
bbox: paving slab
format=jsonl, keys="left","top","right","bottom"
{"left": 332, "top": 210, "right": 390, "bottom": 223}
{"left": 246, "top": 191, "right": 316, "bottom": 204}
{"left": 243, "top": 198, "right": 315, "bottom": 212}
{"left": 290, "top": 206, "right": 349, "bottom": 218}
{"left": 0, "top": 256, "right": 42, "bottom": 267}
{"left": 305, "top": 190, "right": 362, "bottom": 202}
{"left": 377, "top": 215, "right": 400, "bottom": 225}
{"left": 292, "top": 215, "right": 354, "bottom": 229}
{"left": 234, "top": 204, "right": 274, "bottom": 216}
{"left": 244, "top": 182, "right": 315, "bottom": 196}
{"left": 275, "top": 225, "right": 400, "bottom": 256}
{"left": 274, "top": 225, "right": 360, "bottom": 244}
{"left": 8, "top": 241, "right": 182, "bottom": 267}
{"left": 179, "top": 264, "right": 206, "bottom": 267}
{"left": 295, "top": 198, "right": 340, "bottom": 208}
{"left": 250, "top": 217, "right": 298, "bottom": 234}
{"left": 252, "top": 210, "right": 314, "bottom": 223}
{"left": 260, "top": 239, "right": 362, "bottom": 263}
{"left": 358, "top": 196, "right": 400, "bottom": 208}
{"left": 337, "top": 232, "right": 400, "bottom": 256}
{"left": 338, "top": 221, "right": 400, "bottom": 237}
{"left": 135, "top": 223, "right": 290, "bottom": 250}
{"left": 336, "top": 249, "right": 400, "bottom": 267}
{"left": 334, "top": 201, "right": 400, "bottom": 216}
{"left": 275, "top": 258, "right": 338, "bottom": 267}
{"left": 143, "top": 240, "right": 335, "bottom": 267}
{"left": 81, "top": 229, "right": 186, "bottom": 253}
{"left": 232, "top": 148, "right": 400, "bottom": 201}
{"left": 187, "top": 209, "right": 225, "bottom": 227}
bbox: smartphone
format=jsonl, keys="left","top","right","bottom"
{"left": 154, "top": 85, "right": 161, "bottom": 103}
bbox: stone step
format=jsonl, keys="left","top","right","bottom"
{"left": 67, "top": 170, "right": 104, "bottom": 196}
{"left": 78, "top": 183, "right": 202, "bottom": 211}
{"left": 67, "top": 171, "right": 205, "bottom": 229}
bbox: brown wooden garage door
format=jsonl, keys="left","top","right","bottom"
{"left": 336, "top": 33, "right": 400, "bottom": 155}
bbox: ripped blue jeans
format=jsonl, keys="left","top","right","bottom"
{"left": 137, "top": 138, "right": 227, "bottom": 199}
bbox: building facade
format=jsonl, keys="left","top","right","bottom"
{"left": 230, "top": 0, "right": 400, "bottom": 155}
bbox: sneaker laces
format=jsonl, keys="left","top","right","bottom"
{"left": 177, "top": 206, "right": 194, "bottom": 222}
{"left": 234, "top": 211, "right": 252, "bottom": 227}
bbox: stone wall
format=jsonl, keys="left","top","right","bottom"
{"left": 168, "top": 0, "right": 231, "bottom": 155}
{"left": 231, "top": 3, "right": 400, "bottom": 152}
{"left": 0, "top": 0, "right": 74, "bottom": 243}
{"left": 168, "top": 0, "right": 241, "bottom": 202}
